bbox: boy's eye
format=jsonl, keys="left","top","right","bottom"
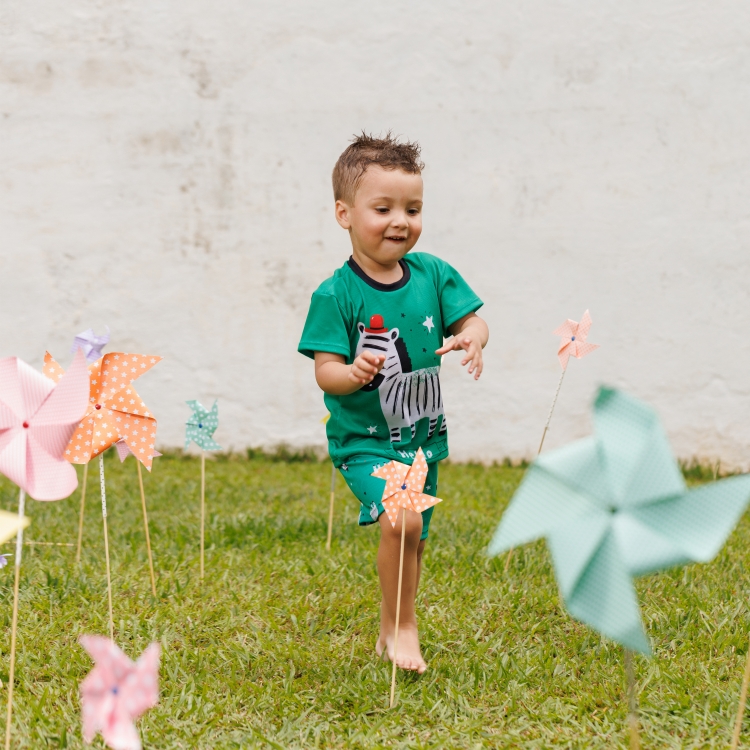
{"left": 408, "top": 208, "right": 420, "bottom": 216}
{"left": 376, "top": 207, "right": 389, "bottom": 213}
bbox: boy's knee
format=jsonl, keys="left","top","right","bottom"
{"left": 402, "top": 511, "right": 423, "bottom": 544}
{"left": 381, "top": 510, "right": 423, "bottom": 544}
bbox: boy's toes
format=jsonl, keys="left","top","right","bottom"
{"left": 395, "top": 654, "right": 426, "bottom": 672}
{"left": 396, "top": 655, "right": 413, "bottom": 670}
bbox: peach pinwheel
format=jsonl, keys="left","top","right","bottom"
{"left": 371, "top": 448, "right": 442, "bottom": 527}
{"left": 553, "top": 309, "right": 599, "bottom": 370}
{"left": 114, "top": 439, "right": 161, "bottom": 464}
{"left": 371, "top": 447, "right": 442, "bottom": 707}
{"left": 44, "top": 351, "right": 161, "bottom": 470}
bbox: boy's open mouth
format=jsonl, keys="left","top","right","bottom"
{"left": 385, "top": 236, "right": 406, "bottom": 242}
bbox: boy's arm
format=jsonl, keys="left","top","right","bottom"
{"left": 314, "top": 351, "right": 386, "bottom": 396}
{"left": 435, "top": 312, "right": 489, "bottom": 380}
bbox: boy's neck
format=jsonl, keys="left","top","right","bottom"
{"left": 351, "top": 248, "right": 405, "bottom": 285}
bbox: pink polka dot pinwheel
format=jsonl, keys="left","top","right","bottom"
{"left": 43, "top": 351, "right": 162, "bottom": 470}
{"left": 553, "top": 309, "right": 599, "bottom": 370}
{"left": 0, "top": 349, "right": 89, "bottom": 500}
{"left": 371, "top": 448, "right": 442, "bottom": 527}
{"left": 79, "top": 636, "right": 160, "bottom": 750}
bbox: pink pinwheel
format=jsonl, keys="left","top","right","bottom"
{"left": 553, "top": 309, "right": 599, "bottom": 370}
{"left": 80, "top": 636, "right": 160, "bottom": 750}
{"left": 0, "top": 349, "right": 89, "bottom": 500}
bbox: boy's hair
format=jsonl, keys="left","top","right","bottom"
{"left": 332, "top": 132, "right": 424, "bottom": 204}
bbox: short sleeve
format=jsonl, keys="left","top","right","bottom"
{"left": 298, "top": 292, "right": 352, "bottom": 360}
{"left": 437, "top": 263, "right": 483, "bottom": 337}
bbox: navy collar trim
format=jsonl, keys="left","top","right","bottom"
{"left": 347, "top": 256, "right": 411, "bottom": 291}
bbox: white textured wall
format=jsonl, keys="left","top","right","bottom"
{"left": 2, "top": 1, "right": 749, "bottom": 467}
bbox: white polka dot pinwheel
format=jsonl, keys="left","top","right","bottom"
{"left": 184, "top": 400, "right": 221, "bottom": 582}
{"left": 79, "top": 635, "right": 160, "bottom": 750}
{"left": 371, "top": 447, "right": 442, "bottom": 708}
{"left": 371, "top": 447, "right": 442, "bottom": 528}
{"left": 43, "top": 351, "right": 162, "bottom": 469}
{"left": 505, "top": 309, "right": 601, "bottom": 572}
{"left": 44, "top": 349, "right": 162, "bottom": 641}
{"left": 554, "top": 309, "right": 599, "bottom": 370}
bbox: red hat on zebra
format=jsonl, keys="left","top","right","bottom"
{"left": 365, "top": 315, "right": 389, "bottom": 333}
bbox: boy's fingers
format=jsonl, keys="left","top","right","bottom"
{"left": 362, "top": 351, "right": 384, "bottom": 364}
{"left": 435, "top": 341, "right": 458, "bottom": 355}
{"left": 350, "top": 363, "right": 375, "bottom": 382}
{"left": 356, "top": 354, "right": 383, "bottom": 373}
{"left": 436, "top": 338, "right": 475, "bottom": 356}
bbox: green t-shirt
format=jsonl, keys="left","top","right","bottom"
{"left": 298, "top": 252, "right": 483, "bottom": 466}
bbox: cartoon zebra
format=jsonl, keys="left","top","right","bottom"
{"left": 355, "top": 318, "right": 446, "bottom": 443}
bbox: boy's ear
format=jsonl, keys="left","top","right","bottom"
{"left": 335, "top": 199, "right": 352, "bottom": 230}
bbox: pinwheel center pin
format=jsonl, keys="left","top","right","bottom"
{"left": 95, "top": 404, "right": 101, "bottom": 410}
{"left": 401, "top": 484, "right": 407, "bottom": 490}
{"left": 571, "top": 336, "right": 576, "bottom": 341}
{"left": 198, "top": 423, "right": 203, "bottom": 428}
{"left": 111, "top": 686, "right": 118, "bottom": 695}
{"left": 22, "top": 422, "right": 28, "bottom": 429}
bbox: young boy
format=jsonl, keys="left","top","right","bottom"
{"left": 298, "top": 133, "right": 489, "bottom": 673}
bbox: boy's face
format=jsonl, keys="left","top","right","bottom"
{"left": 335, "top": 166, "right": 423, "bottom": 267}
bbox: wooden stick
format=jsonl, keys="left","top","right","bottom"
{"left": 76, "top": 462, "right": 88, "bottom": 563}
{"left": 137, "top": 461, "right": 157, "bottom": 597}
{"left": 538, "top": 367, "right": 566, "bottom": 454}
{"left": 200, "top": 450, "right": 205, "bottom": 581}
{"left": 326, "top": 463, "right": 336, "bottom": 551}
{"left": 5, "top": 489, "right": 25, "bottom": 750}
{"left": 505, "top": 367, "right": 567, "bottom": 572}
{"left": 731, "top": 636, "right": 750, "bottom": 749}
{"left": 99, "top": 455, "right": 114, "bottom": 641}
{"left": 625, "top": 648, "right": 640, "bottom": 750}
{"left": 389, "top": 507, "right": 407, "bottom": 709}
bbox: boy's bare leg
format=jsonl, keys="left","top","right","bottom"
{"left": 375, "top": 509, "right": 427, "bottom": 673}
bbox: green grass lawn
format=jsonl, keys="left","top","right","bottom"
{"left": 0, "top": 453, "right": 747, "bottom": 748}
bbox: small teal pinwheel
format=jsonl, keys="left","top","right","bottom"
{"left": 185, "top": 400, "right": 222, "bottom": 451}
{"left": 489, "top": 387, "right": 750, "bottom": 654}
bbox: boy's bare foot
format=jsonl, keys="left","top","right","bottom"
{"left": 376, "top": 623, "right": 427, "bottom": 673}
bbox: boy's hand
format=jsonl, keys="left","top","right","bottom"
{"left": 349, "top": 350, "right": 385, "bottom": 386}
{"left": 435, "top": 327, "right": 485, "bottom": 380}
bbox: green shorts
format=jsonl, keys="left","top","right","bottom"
{"left": 339, "top": 455, "right": 439, "bottom": 541}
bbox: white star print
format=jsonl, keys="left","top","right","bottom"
{"left": 422, "top": 315, "right": 435, "bottom": 333}
{"left": 367, "top": 426, "right": 377, "bottom": 434}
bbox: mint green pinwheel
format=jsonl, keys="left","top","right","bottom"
{"left": 489, "top": 387, "right": 750, "bottom": 654}
{"left": 185, "top": 400, "right": 221, "bottom": 451}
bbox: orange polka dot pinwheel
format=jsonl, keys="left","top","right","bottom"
{"left": 43, "top": 352, "right": 162, "bottom": 470}
{"left": 371, "top": 448, "right": 442, "bottom": 527}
